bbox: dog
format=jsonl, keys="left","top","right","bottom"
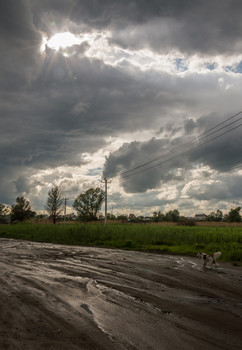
{"left": 197, "top": 251, "right": 221, "bottom": 268}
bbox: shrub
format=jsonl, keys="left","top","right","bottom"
{"left": 177, "top": 217, "right": 196, "bottom": 226}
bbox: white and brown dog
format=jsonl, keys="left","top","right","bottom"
{"left": 197, "top": 251, "right": 221, "bottom": 268}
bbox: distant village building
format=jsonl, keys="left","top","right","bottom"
{"left": 56, "top": 213, "right": 77, "bottom": 220}
{"left": 195, "top": 213, "right": 207, "bottom": 221}
{"left": 66, "top": 213, "right": 77, "bottom": 220}
{"left": 128, "top": 214, "right": 136, "bottom": 221}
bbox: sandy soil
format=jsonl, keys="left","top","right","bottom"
{"left": 0, "top": 238, "right": 241, "bottom": 350}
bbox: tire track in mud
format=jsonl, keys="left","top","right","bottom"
{"left": 0, "top": 238, "right": 242, "bottom": 349}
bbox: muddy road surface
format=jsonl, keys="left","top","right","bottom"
{"left": 0, "top": 238, "right": 241, "bottom": 350}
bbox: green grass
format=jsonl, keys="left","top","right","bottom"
{"left": 0, "top": 223, "right": 242, "bottom": 263}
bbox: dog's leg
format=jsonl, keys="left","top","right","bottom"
{"left": 203, "top": 254, "right": 207, "bottom": 268}
{"left": 211, "top": 254, "right": 217, "bottom": 268}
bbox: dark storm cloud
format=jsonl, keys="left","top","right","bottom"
{"left": 103, "top": 137, "right": 188, "bottom": 193}
{"left": 0, "top": 0, "right": 41, "bottom": 48}
{"left": 2, "top": 45, "right": 185, "bottom": 141}
{"left": 103, "top": 112, "right": 242, "bottom": 193}
{"left": 30, "top": 0, "right": 242, "bottom": 55}
{"left": 186, "top": 175, "right": 242, "bottom": 201}
{"left": 108, "top": 191, "right": 173, "bottom": 214}
{"left": 0, "top": 0, "right": 42, "bottom": 90}
{"left": 109, "top": 0, "right": 242, "bottom": 55}
{"left": 42, "top": 0, "right": 242, "bottom": 55}
{"left": 189, "top": 130, "right": 242, "bottom": 172}
{"left": 186, "top": 113, "right": 242, "bottom": 172}
{"left": 1, "top": 0, "right": 242, "bottom": 211}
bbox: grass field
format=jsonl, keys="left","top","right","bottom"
{"left": 0, "top": 223, "right": 242, "bottom": 263}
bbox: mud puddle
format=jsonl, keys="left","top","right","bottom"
{"left": 0, "top": 238, "right": 241, "bottom": 349}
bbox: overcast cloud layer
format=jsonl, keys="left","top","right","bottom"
{"left": 1, "top": 0, "right": 242, "bottom": 216}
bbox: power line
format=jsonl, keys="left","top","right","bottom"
{"left": 121, "top": 122, "right": 242, "bottom": 178}
{"left": 139, "top": 161, "right": 242, "bottom": 192}
{"left": 212, "top": 164, "right": 242, "bottom": 178}
{"left": 120, "top": 110, "right": 242, "bottom": 176}
{"left": 116, "top": 110, "right": 242, "bottom": 178}
{"left": 121, "top": 115, "right": 242, "bottom": 177}
{"left": 189, "top": 163, "right": 242, "bottom": 182}
{"left": 197, "top": 117, "right": 241, "bottom": 143}
{"left": 64, "top": 198, "right": 69, "bottom": 223}
{"left": 181, "top": 163, "right": 242, "bottom": 191}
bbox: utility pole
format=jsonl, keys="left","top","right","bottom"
{"left": 64, "top": 198, "right": 68, "bottom": 223}
{"left": 101, "top": 178, "right": 111, "bottom": 226}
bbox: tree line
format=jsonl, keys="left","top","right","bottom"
{"left": 0, "top": 185, "right": 241, "bottom": 224}
{"left": 0, "top": 186, "right": 105, "bottom": 224}
{"left": 151, "top": 208, "right": 241, "bottom": 224}
{"left": 124, "top": 208, "right": 241, "bottom": 224}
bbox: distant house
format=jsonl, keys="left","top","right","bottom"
{"left": 195, "top": 213, "right": 207, "bottom": 221}
{"left": 128, "top": 214, "right": 136, "bottom": 221}
{"left": 66, "top": 213, "right": 77, "bottom": 220}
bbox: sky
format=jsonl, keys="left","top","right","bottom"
{"left": 1, "top": 0, "right": 242, "bottom": 217}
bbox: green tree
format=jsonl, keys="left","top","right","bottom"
{"left": 107, "top": 213, "right": 116, "bottom": 220}
{"left": 73, "top": 187, "right": 105, "bottom": 221}
{"left": 45, "top": 186, "right": 64, "bottom": 224}
{"left": 165, "top": 209, "right": 180, "bottom": 222}
{"left": 117, "top": 214, "right": 128, "bottom": 221}
{"left": 207, "top": 210, "right": 223, "bottom": 222}
{"left": 152, "top": 211, "right": 165, "bottom": 222}
{"left": 0, "top": 203, "right": 8, "bottom": 223}
{"left": 227, "top": 207, "right": 241, "bottom": 222}
{"left": 11, "top": 197, "right": 35, "bottom": 222}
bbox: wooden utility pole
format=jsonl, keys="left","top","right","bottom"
{"left": 64, "top": 198, "right": 68, "bottom": 223}
{"left": 101, "top": 178, "right": 111, "bottom": 225}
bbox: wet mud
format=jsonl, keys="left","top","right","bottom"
{"left": 0, "top": 238, "right": 241, "bottom": 349}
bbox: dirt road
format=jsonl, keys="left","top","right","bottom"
{"left": 0, "top": 238, "right": 241, "bottom": 349}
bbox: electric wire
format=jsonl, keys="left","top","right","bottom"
{"left": 211, "top": 164, "right": 242, "bottom": 178}
{"left": 121, "top": 116, "right": 242, "bottom": 177}
{"left": 116, "top": 111, "right": 242, "bottom": 178}
{"left": 120, "top": 110, "right": 242, "bottom": 176}
{"left": 121, "top": 123, "right": 242, "bottom": 178}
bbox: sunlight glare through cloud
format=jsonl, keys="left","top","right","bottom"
{"left": 47, "top": 32, "right": 81, "bottom": 50}
{"left": 43, "top": 30, "right": 242, "bottom": 76}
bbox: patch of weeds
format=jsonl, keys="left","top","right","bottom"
{"left": 93, "top": 240, "right": 105, "bottom": 246}
{"left": 227, "top": 249, "right": 242, "bottom": 262}
{"left": 155, "top": 245, "right": 170, "bottom": 253}
{"left": 195, "top": 244, "right": 205, "bottom": 250}
{"left": 123, "top": 240, "right": 133, "bottom": 248}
